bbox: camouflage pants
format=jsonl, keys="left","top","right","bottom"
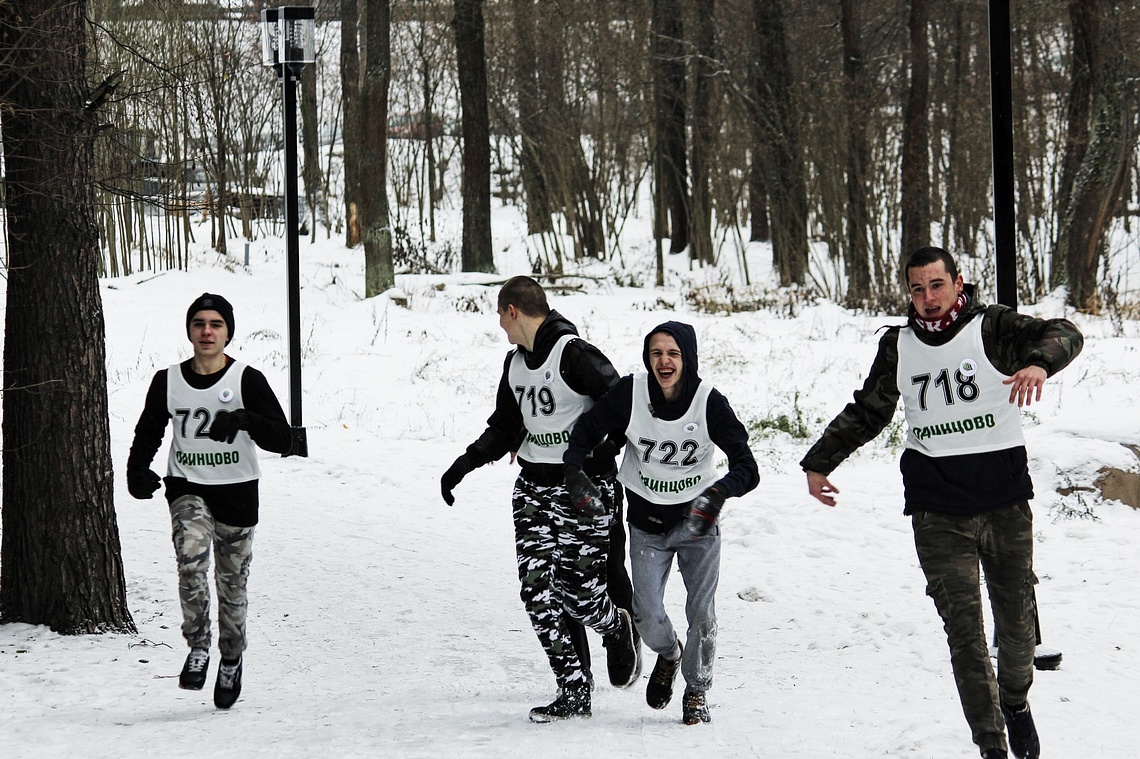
{"left": 513, "top": 474, "right": 621, "bottom": 689}
{"left": 912, "top": 501, "right": 1037, "bottom": 753}
{"left": 169, "top": 495, "right": 255, "bottom": 660}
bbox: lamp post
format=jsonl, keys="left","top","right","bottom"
{"left": 261, "top": 6, "right": 314, "bottom": 457}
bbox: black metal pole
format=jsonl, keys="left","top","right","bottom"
{"left": 281, "top": 62, "right": 308, "bottom": 456}
{"left": 988, "top": 0, "right": 1018, "bottom": 310}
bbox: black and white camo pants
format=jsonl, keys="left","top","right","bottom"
{"left": 512, "top": 474, "right": 621, "bottom": 689}
{"left": 169, "top": 495, "right": 255, "bottom": 660}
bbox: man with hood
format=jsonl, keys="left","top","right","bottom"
{"left": 564, "top": 320, "right": 759, "bottom": 725}
{"left": 800, "top": 247, "right": 1083, "bottom": 759}
{"left": 439, "top": 275, "right": 640, "bottom": 722}
{"left": 127, "top": 293, "right": 294, "bottom": 710}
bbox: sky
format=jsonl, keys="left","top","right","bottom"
{"left": 0, "top": 202, "right": 1138, "bottom": 758}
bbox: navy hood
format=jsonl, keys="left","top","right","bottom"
{"left": 642, "top": 321, "right": 702, "bottom": 418}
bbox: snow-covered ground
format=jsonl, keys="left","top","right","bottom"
{"left": 1, "top": 209, "right": 1137, "bottom": 758}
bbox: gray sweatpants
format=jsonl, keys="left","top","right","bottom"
{"left": 629, "top": 521, "right": 720, "bottom": 693}
{"left": 169, "top": 495, "right": 255, "bottom": 660}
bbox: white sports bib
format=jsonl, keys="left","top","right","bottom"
{"left": 619, "top": 374, "right": 716, "bottom": 504}
{"left": 896, "top": 318, "right": 1025, "bottom": 457}
{"left": 510, "top": 335, "right": 592, "bottom": 465}
{"left": 166, "top": 362, "right": 261, "bottom": 484}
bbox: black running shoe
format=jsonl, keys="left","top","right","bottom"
{"left": 682, "top": 688, "right": 710, "bottom": 725}
{"left": 645, "top": 642, "right": 682, "bottom": 710}
{"left": 213, "top": 656, "right": 243, "bottom": 709}
{"left": 1001, "top": 701, "right": 1040, "bottom": 759}
{"left": 528, "top": 684, "right": 591, "bottom": 723}
{"left": 602, "top": 608, "right": 641, "bottom": 688}
{"left": 178, "top": 648, "right": 209, "bottom": 690}
{"left": 981, "top": 750, "right": 1009, "bottom": 759}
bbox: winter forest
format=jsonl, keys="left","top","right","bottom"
{"left": 1, "top": 1, "right": 1139, "bottom": 752}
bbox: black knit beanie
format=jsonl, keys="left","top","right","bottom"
{"left": 186, "top": 293, "right": 235, "bottom": 345}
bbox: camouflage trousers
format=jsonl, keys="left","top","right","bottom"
{"left": 169, "top": 495, "right": 255, "bottom": 660}
{"left": 912, "top": 501, "right": 1037, "bottom": 754}
{"left": 513, "top": 474, "right": 621, "bottom": 689}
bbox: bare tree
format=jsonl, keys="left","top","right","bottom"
{"left": 652, "top": 0, "right": 689, "bottom": 256}
{"left": 840, "top": 0, "right": 873, "bottom": 305}
{"left": 361, "top": 0, "right": 395, "bottom": 295}
{"left": 900, "top": 0, "right": 930, "bottom": 263}
{"left": 689, "top": 0, "right": 716, "bottom": 267}
{"left": 751, "top": 0, "right": 808, "bottom": 286}
{"left": 1055, "top": 0, "right": 1138, "bottom": 310}
{"left": 341, "top": 0, "right": 363, "bottom": 248}
{"left": 454, "top": 0, "right": 494, "bottom": 272}
{"left": 0, "top": 0, "right": 134, "bottom": 632}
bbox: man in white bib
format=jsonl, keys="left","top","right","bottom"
{"left": 439, "top": 276, "right": 639, "bottom": 722}
{"left": 801, "top": 248, "right": 1083, "bottom": 759}
{"left": 565, "top": 321, "right": 759, "bottom": 726}
{"left": 127, "top": 293, "right": 293, "bottom": 709}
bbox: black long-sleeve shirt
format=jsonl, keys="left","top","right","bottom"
{"left": 127, "top": 357, "right": 292, "bottom": 527}
{"left": 565, "top": 375, "right": 760, "bottom": 533}
{"left": 461, "top": 310, "right": 622, "bottom": 481}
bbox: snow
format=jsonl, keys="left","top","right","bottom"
{"left": 1, "top": 214, "right": 1138, "bottom": 759}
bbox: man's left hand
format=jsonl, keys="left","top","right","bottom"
{"left": 1002, "top": 365, "right": 1047, "bottom": 407}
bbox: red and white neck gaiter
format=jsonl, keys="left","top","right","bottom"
{"left": 913, "top": 291, "right": 969, "bottom": 333}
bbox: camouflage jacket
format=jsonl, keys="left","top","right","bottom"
{"left": 799, "top": 288, "right": 1084, "bottom": 514}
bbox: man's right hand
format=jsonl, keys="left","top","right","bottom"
{"left": 806, "top": 470, "right": 839, "bottom": 507}
{"left": 564, "top": 466, "right": 604, "bottom": 515}
{"left": 128, "top": 468, "right": 162, "bottom": 500}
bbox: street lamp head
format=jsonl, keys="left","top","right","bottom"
{"left": 260, "top": 7, "right": 315, "bottom": 72}
{"left": 259, "top": 8, "right": 280, "bottom": 68}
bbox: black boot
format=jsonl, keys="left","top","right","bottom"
{"left": 682, "top": 688, "right": 710, "bottom": 725}
{"left": 602, "top": 608, "right": 641, "bottom": 688}
{"left": 981, "top": 750, "right": 1008, "bottom": 759}
{"left": 528, "top": 683, "right": 592, "bottom": 723}
{"left": 1001, "top": 701, "right": 1040, "bottom": 759}
{"left": 645, "top": 642, "right": 683, "bottom": 709}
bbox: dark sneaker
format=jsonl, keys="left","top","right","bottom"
{"left": 682, "top": 688, "right": 710, "bottom": 725}
{"left": 981, "top": 750, "right": 1009, "bottom": 759}
{"left": 602, "top": 608, "right": 641, "bottom": 688}
{"left": 213, "top": 656, "right": 243, "bottom": 709}
{"left": 645, "top": 642, "right": 683, "bottom": 710}
{"left": 178, "top": 648, "right": 210, "bottom": 690}
{"left": 1001, "top": 701, "right": 1040, "bottom": 759}
{"left": 528, "top": 683, "right": 591, "bottom": 723}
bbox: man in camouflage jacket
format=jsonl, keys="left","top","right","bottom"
{"left": 800, "top": 247, "right": 1082, "bottom": 759}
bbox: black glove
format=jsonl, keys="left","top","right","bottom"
{"left": 685, "top": 487, "right": 725, "bottom": 536}
{"left": 564, "top": 465, "right": 604, "bottom": 516}
{"left": 127, "top": 468, "right": 162, "bottom": 500}
{"left": 441, "top": 454, "right": 474, "bottom": 506}
{"left": 582, "top": 438, "right": 620, "bottom": 477}
{"left": 209, "top": 409, "right": 251, "bottom": 444}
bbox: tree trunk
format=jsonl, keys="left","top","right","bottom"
{"left": 1052, "top": 0, "right": 1097, "bottom": 290}
{"left": 900, "top": 0, "right": 931, "bottom": 263}
{"left": 361, "top": 0, "right": 394, "bottom": 296}
{"left": 454, "top": 0, "right": 495, "bottom": 272}
{"left": 689, "top": 0, "right": 716, "bottom": 266}
{"left": 512, "top": 0, "right": 554, "bottom": 235}
{"left": 652, "top": 0, "right": 689, "bottom": 254}
{"left": 301, "top": 64, "right": 323, "bottom": 240}
{"left": 341, "top": 0, "right": 363, "bottom": 248}
{"left": 0, "top": 0, "right": 134, "bottom": 633}
{"left": 752, "top": 0, "right": 808, "bottom": 286}
{"left": 841, "top": 0, "right": 873, "bottom": 305}
{"left": 1056, "top": 0, "right": 1136, "bottom": 311}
